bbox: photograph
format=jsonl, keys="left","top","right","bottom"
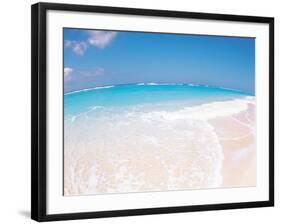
{"left": 63, "top": 28, "right": 256, "bottom": 196}
{"left": 31, "top": 2, "right": 274, "bottom": 221}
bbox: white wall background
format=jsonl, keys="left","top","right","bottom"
{"left": 0, "top": 0, "right": 279, "bottom": 223}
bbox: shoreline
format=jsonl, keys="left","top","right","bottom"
{"left": 209, "top": 100, "right": 256, "bottom": 187}
{"left": 64, "top": 97, "right": 256, "bottom": 195}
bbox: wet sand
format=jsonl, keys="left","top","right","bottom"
{"left": 209, "top": 101, "right": 256, "bottom": 187}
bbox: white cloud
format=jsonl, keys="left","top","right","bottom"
{"left": 65, "top": 31, "right": 117, "bottom": 55}
{"left": 88, "top": 31, "right": 117, "bottom": 48}
{"left": 64, "top": 67, "right": 73, "bottom": 76}
{"left": 65, "top": 40, "right": 88, "bottom": 55}
{"left": 64, "top": 67, "right": 105, "bottom": 83}
{"left": 64, "top": 67, "right": 74, "bottom": 82}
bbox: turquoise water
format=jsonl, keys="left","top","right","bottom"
{"left": 64, "top": 83, "right": 250, "bottom": 117}
{"left": 64, "top": 83, "right": 254, "bottom": 195}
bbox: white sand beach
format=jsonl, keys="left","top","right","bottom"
{"left": 64, "top": 97, "right": 256, "bottom": 196}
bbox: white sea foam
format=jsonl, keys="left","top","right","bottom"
{"left": 64, "top": 97, "right": 253, "bottom": 195}
{"left": 64, "top": 113, "right": 224, "bottom": 195}
{"left": 141, "top": 98, "right": 251, "bottom": 122}
{"left": 93, "top": 85, "right": 114, "bottom": 90}
{"left": 188, "top": 83, "right": 200, "bottom": 87}
{"left": 146, "top": 82, "right": 158, "bottom": 85}
{"left": 137, "top": 82, "right": 184, "bottom": 86}
{"left": 219, "top": 86, "right": 244, "bottom": 93}
{"left": 64, "top": 90, "right": 84, "bottom": 95}
{"left": 64, "top": 85, "right": 115, "bottom": 95}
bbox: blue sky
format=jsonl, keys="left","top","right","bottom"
{"left": 64, "top": 28, "right": 255, "bottom": 94}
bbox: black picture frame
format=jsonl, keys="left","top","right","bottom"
{"left": 31, "top": 2, "right": 274, "bottom": 222}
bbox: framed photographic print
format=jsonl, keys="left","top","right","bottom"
{"left": 31, "top": 2, "right": 274, "bottom": 222}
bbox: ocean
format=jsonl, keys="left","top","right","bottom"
{"left": 64, "top": 83, "right": 254, "bottom": 195}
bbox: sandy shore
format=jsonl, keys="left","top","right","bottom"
{"left": 64, "top": 98, "right": 256, "bottom": 195}
{"left": 209, "top": 101, "right": 256, "bottom": 187}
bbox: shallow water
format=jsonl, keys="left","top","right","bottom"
{"left": 64, "top": 84, "right": 253, "bottom": 195}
